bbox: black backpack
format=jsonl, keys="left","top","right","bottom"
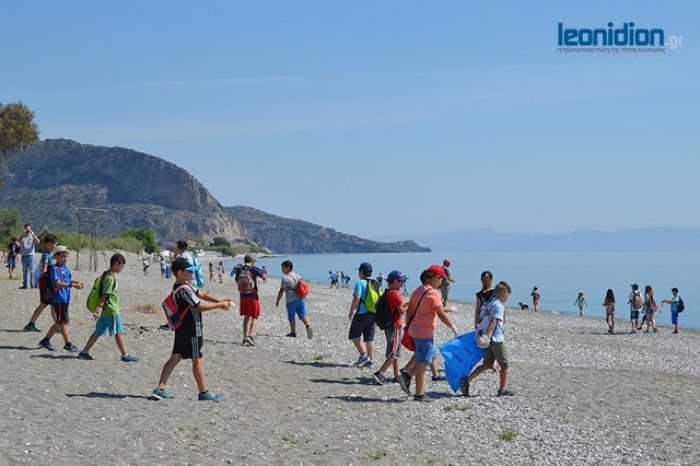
{"left": 677, "top": 297, "right": 685, "bottom": 313}
{"left": 374, "top": 292, "right": 393, "bottom": 330}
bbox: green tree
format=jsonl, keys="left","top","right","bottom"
{"left": 121, "top": 227, "right": 159, "bottom": 253}
{"left": 210, "top": 236, "right": 230, "bottom": 247}
{"left": 0, "top": 208, "right": 21, "bottom": 243}
{"left": 0, "top": 102, "right": 40, "bottom": 159}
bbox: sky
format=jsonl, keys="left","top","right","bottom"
{"left": 1, "top": 1, "right": 698, "bottom": 238}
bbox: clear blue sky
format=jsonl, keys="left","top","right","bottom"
{"left": 2, "top": 1, "right": 698, "bottom": 237}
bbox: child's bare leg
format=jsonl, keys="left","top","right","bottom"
{"left": 29, "top": 303, "right": 48, "bottom": 324}
{"left": 192, "top": 357, "right": 207, "bottom": 393}
{"left": 366, "top": 342, "right": 375, "bottom": 360}
{"left": 289, "top": 320, "right": 297, "bottom": 334}
{"left": 115, "top": 334, "right": 128, "bottom": 356}
{"left": 430, "top": 359, "right": 439, "bottom": 377}
{"left": 414, "top": 362, "right": 428, "bottom": 396}
{"left": 59, "top": 323, "right": 71, "bottom": 344}
{"left": 467, "top": 363, "right": 492, "bottom": 384}
{"left": 392, "top": 359, "right": 401, "bottom": 379}
{"left": 499, "top": 367, "right": 509, "bottom": 391}
{"left": 301, "top": 316, "right": 311, "bottom": 328}
{"left": 249, "top": 317, "right": 258, "bottom": 336}
{"left": 351, "top": 338, "right": 366, "bottom": 355}
{"left": 157, "top": 354, "right": 182, "bottom": 388}
{"left": 81, "top": 334, "right": 100, "bottom": 353}
{"left": 242, "top": 316, "right": 250, "bottom": 339}
{"left": 403, "top": 355, "right": 417, "bottom": 374}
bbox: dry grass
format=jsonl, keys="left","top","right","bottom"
{"left": 129, "top": 303, "right": 160, "bottom": 314}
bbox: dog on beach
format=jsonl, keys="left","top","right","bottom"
{"left": 518, "top": 302, "right": 529, "bottom": 310}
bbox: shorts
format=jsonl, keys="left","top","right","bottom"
{"left": 173, "top": 331, "right": 203, "bottom": 360}
{"left": 348, "top": 312, "right": 375, "bottom": 343}
{"left": 384, "top": 325, "right": 403, "bottom": 360}
{"left": 671, "top": 311, "right": 679, "bottom": 325}
{"left": 630, "top": 310, "right": 640, "bottom": 320}
{"left": 53, "top": 303, "right": 70, "bottom": 324}
{"left": 645, "top": 309, "right": 655, "bottom": 319}
{"left": 240, "top": 296, "right": 261, "bottom": 318}
{"left": 6, "top": 256, "right": 16, "bottom": 268}
{"left": 414, "top": 337, "right": 436, "bottom": 364}
{"left": 286, "top": 299, "right": 307, "bottom": 321}
{"left": 94, "top": 315, "right": 124, "bottom": 337}
{"left": 483, "top": 342, "right": 509, "bottom": 370}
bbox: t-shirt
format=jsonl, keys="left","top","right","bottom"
{"left": 353, "top": 279, "right": 371, "bottom": 314}
{"left": 19, "top": 234, "right": 37, "bottom": 256}
{"left": 100, "top": 273, "right": 120, "bottom": 317}
{"left": 50, "top": 264, "right": 73, "bottom": 304}
{"left": 476, "top": 289, "right": 495, "bottom": 306}
{"left": 173, "top": 283, "right": 202, "bottom": 337}
{"left": 407, "top": 285, "right": 442, "bottom": 339}
{"left": 40, "top": 251, "right": 56, "bottom": 268}
{"left": 280, "top": 271, "right": 302, "bottom": 304}
{"left": 7, "top": 242, "right": 19, "bottom": 258}
{"left": 385, "top": 289, "right": 404, "bottom": 327}
{"left": 487, "top": 299, "right": 506, "bottom": 343}
{"left": 671, "top": 295, "right": 680, "bottom": 313}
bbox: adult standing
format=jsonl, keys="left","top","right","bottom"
{"left": 531, "top": 287, "right": 541, "bottom": 312}
{"left": 19, "top": 223, "right": 40, "bottom": 289}
{"left": 439, "top": 259, "right": 456, "bottom": 307}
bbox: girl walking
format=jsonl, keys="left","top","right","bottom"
{"left": 575, "top": 291, "right": 588, "bottom": 317}
{"left": 603, "top": 289, "right": 615, "bottom": 334}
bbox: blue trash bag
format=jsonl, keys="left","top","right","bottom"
{"left": 439, "top": 331, "right": 485, "bottom": 392}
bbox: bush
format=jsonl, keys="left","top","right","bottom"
{"left": 210, "top": 236, "right": 230, "bottom": 247}
{"left": 121, "top": 228, "right": 159, "bottom": 253}
{"left": 215, "top": 245, "right": 237, "bottom": 257}
{"left": 0, "top": 208, "right": 21, "bottom": 244}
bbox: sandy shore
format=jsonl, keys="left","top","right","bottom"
{"left": 1, "top": 251, "right": 698, "bottom": 466}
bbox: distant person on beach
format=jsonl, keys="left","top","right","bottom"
{"left": 474, "top": 271, "right": 494, "bottom": 329}
{"left": 339, "top": 271, "right": 346, "bottom": 287}
{"left": 604, "top": 289, "right": 616, "bottom": 334}
{"left": 6, "top": 236, "right": 20, "bottom": 279}
{"left": 376, "top": 273, "right": 384, "bottom": 289}
{"left": 208, "top": 262, "right": 214, "bottom": 282}
{"left": 23, "top": 234, "right": 58, "bottom": 332}
{"left": 460, "top": 281, "right": 513, "bottom": 397}
{"left": 19, "top": 224, "right": 41, "bottom": 289}
{"left": 628, "top": 284, "right": 643, "bottom": 333}
{"left": 38, "top": 246, "right": 85, "bottom": 352}
{"left": 160, "top": 256, "right": 167, "bottom": 278}
{"left": 397, "top": 265, "right": 458, "bottom": 402}
{"left": 348, "top": 262, "right": 380, "bottom": 367}
{"left": 233, "top": 254, "right": 267, "bottom": 346}
{"left": 328, "top": 271, "right": 337, "bottom": 289}
{"left": 78, "top": 254, "right": 139, "bottom": 362}
{"left": 662, "top": 287, "right": 683, "bottom": 334}
{"left": 574, "top": 292, "right": 588, "bottom": 317}
{"left": 531, "top": 287, "right": 541, "bottom": 312}
{"left": 344, "top": 273, "right": 351, "bottom": 288}
{"left": 151, "top": 257, "right": 232, "bottom": 401}
{"left": 372, "top": 270, "right": 408, "bottom": 385}
{"left": 275, "top": 260, "right": 313, "bottom": 339}
{"left": 217, "top": 262, "right": 224, "bottom": 284}
{"left": 439, "top": 259, "right": 456, "bottom": 307}
{"left": 142, "top": 257, "right": 150, "bottom": 275}
{"left": 643, "top": 285, "right": 659, "bottom": 333}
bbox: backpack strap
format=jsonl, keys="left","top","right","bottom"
{"left": 405, "top": 289, "right": 431, "bottom": 332}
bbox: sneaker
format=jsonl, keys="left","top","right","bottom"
{"left": 352, "top": 353, "right": 369, "bottom": 367}
{"left": 413, "top": 394, "right": 431, "bottom": 402}
{"left": 247, "top": 336, "right": 256, "bottom": 347}
{"left": 198, "top": 390, "right": 223, "bottom": 401}
{"left": 39, "top": 339, "right": 55, "bottom": 351}
{"left": 497, "top": 388, "right": 515, "bottom": 397}
{"left": 159, "top": 324, "right": 171, "bottom": 331}
{"left": 121, "top": 354, "right": 139, "bottom": 362}
{"left": 630, "top": 329, "right": 637, "bottom": 334}
{"left": 653, "top": 327, "right": 658, "bottom": 333}
{"left": 78, "top": 351, "right": 94, "bottom": 360}
{"left": 285, "top": 332, "right": 297, "bottom": 338}
{"left": 362, "top": 358, "right": 374, "bottom": 368}
{"left": 398, "top": 372, "right": 412, "bottom": 395}
{"left": 432, "top": 375, "right": 445, "bottom": 382}
{"left": 63, "top": 343, "right": 79, "bottom": 352}
{"left": 19, "top": 286, "right": 28, "bottom": 289}
{"left": 306, "top": 326, "right": 313, "bottom": 339}
{"left": 459, "top": 378, "right": 470, "bottom": 397}
{"left": 23, "top": 322, "right": 40, "bottom": 332}
{"left": 151, "top": 388, "right": 174, "bottom": 400}
{"left": 372, "top": 371, "right": 386, "bottom": 385}
{"left": 672, "top": 330, "right": 679, "bottom": 334}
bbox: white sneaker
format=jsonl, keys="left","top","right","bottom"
{"left": 306, "top": 327, "right": 313, "bottom": 339}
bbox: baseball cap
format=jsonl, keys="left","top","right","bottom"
{"left": 53, "top": 245, "right": 70, "bottom": 255}
{"left": 244, "top": 254, "right": 257, "bottom": 263}
{"left": 358, "top": 262, "right": 373, "bottom": 275}
{"left": 443, "top": 258, "right": 451, "bottom": 266}
{"left": 427, "top": 264, "right": 447, "bottom": 278}
{"left": 387, "top": 270, "right": 408, "bottom": 282}
{"left": 631, "top": 283, "right": 639, "bottom": 290}
{"left": 171, "top": 257, "right": 199, "bottom": 273}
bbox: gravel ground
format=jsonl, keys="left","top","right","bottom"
{"left": 1, "top": 252, "right": 698, "bottom": 466}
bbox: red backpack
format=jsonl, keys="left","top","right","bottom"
{"left": 162, "top": 284, "right": 193, "bottom": 330}
{"left": 294, "top": 278, "right": 309, "bottom": 298}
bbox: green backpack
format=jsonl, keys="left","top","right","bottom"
{"left": 86, "top": 271, "right": 110, "bottom": 313}
{"left": 360, "top": 278, "right": 382, "bottom": 313}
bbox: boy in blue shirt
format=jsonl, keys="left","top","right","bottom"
{"left": 38, "top": 246, "right": 85, "bottom": 352}
{"left": 662, "top": 287, "right": 682, "bottom": 334}
{"left": 348, "top": 262, "right": 377, "bottom": 367}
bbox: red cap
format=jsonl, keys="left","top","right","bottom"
{"left": 443, "top": 258, "right": 451, "bottom": 266}
{"left": 427, "top": 264, "right": 447, "bottom": 278}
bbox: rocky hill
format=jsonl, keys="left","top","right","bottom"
{"left": 0, "top": 139, "right": 247, "bottom": 244}
{"left": 226, "top": 206, "right": 431, "bottom": 254}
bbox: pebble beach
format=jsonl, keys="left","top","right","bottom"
{"left": 1, "top": 252, "right": 698, "bottom": 465}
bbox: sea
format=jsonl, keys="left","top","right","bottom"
{"left": 223, "top": 251, "right": 700, "bottom": 329}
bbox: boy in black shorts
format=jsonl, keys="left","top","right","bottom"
{"left": 151, "top": 257, "right": 232, "bottom": 401}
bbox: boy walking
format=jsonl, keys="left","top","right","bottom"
{"left": 662, "top": 287, "right": 682, "bottom": 334}
{"left": 372, "top": 270, "right": 408, "bottom": 385}
{"left": 233, "top": 254, "right": 267, "bottom": 346}
{"left": 628, "top": 284, "right": 643, "bottom": 334}
{"left": 460, "top": 281, "right": 513, "bottom": 397}
{"left": 78, "top": 254, "right": 139, "bottom": 361}
{"left": 23, "top": 234, "right": 58, "bottom": 332}
{"left": 6, "top": 237, "right": 20, "bottom": 279}
{"left": 348, "top": 262, "right": 378, "bottom": 367}
{"left": 275, "top": 260, "right": 313, "bottom": 339}
{"left": 152, "top": 257, "right": 232, "bottom": 401}
{"left": 38, "top": 246, "right": 85, "bottom": 352}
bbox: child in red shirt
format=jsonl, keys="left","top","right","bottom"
{"left": 372, "top": 270, "right": 409, "bottom": 385}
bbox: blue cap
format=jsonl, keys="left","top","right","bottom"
{"left": 172, "top": 257, "right": 199, "bottom": 273}
{"left": 387, "top": 270, "right": 408, "bottom": 282}
{"left": 358, "top": 262, "right": 373, "bottom": 275}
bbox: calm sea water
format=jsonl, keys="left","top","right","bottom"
{"left": 223, "top": 251, "right": 700, "bottom": 329}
